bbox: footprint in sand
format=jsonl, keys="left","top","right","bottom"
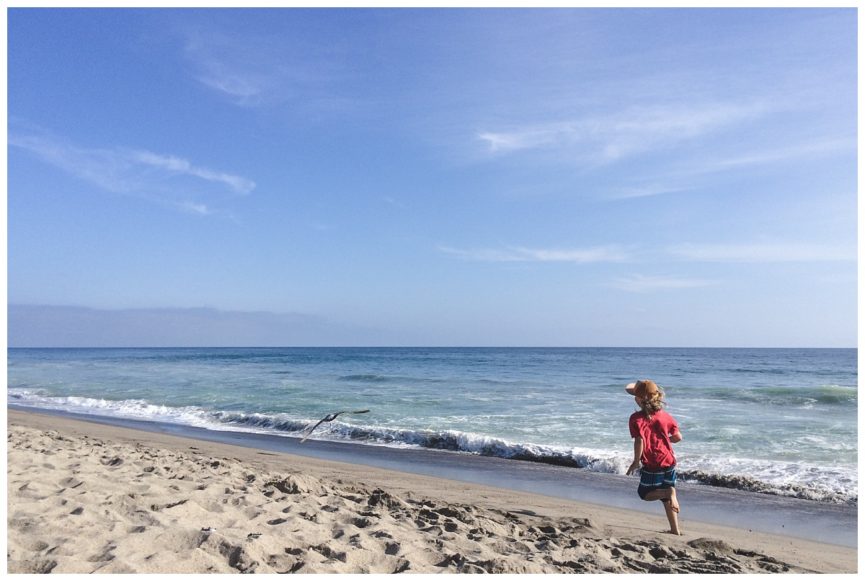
{"left": 149, "top": 499, "right": 188, "bottom": 511}
{"left": 59, "top": 477, "right": 84, "bottom": 489}
{"left": 208, "top": 538, "right": 256, "bottom": 572}
{"left": 298, "top": 511, "right": 318, "bottom": 523}
{"left": 86, "top": 544, "right": 117, "bottom": 563}
{"left": 266, "top": 553, "right": 301, "bottom": 573}
{"left": 312, "top": 544, "right": 347, "bottom": 563}
{"left": 100, "top": 457, "right": 124, "bottom": 468}
{"left": 8, "top": 559, "right": 58, "bottom": 574}
{"left": 351, "top": 517, "right": 373, "bottom": 529}
{"left": 20, "top": 539, "right": 50, "bottom": 552}
{"left": 392, "top": 559, "right": 411, "bottom": 573}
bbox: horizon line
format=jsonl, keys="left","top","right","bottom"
{"left": 7, "top": 345, "right": 856, "bottom": 350}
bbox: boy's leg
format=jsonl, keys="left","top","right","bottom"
{"left": 644, "top": 487, "right": 678, "bottom": 510}
{"left": 662, "top": 494, "right": 681, "bottom": 535}
{"left": 643, "top": 487, "right": 681, "bottom": 535}
{"left": 663, "top": 487, "right": 679, "bottom": 512}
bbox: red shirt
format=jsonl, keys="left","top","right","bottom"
{"left": 629, "top": 409, "right": 679, "bottom": 470}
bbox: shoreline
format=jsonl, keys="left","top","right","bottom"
{"left": 7, "top": 408, "right": 857, "bottom": 573}
{"left": 8, "top": 404, "right": 857, "bottom": 547}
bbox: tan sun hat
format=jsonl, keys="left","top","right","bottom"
{"left": 625, "top": 379, "right": 660, "bottom": 399}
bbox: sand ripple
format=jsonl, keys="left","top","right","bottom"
{"left": 6, "top": 424, "right": 826, "bottom": 573}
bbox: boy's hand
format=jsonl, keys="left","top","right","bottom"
{"left": 626, "top": 461, "right": 640, "bottom": 476}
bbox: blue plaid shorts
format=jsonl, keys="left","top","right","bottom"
{"left": 637, "top": 465, "right": 677, "bottom": 499}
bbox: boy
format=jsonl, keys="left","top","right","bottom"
{"left": 625, "top": 379, "right": 683, "bottom": 535}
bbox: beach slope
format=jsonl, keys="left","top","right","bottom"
{"left": 7, "top": 409, "right": 856, "bottom": 573}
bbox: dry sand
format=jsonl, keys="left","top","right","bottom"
{"left": 7, "top": 409, "right": 856, "bottom": 574}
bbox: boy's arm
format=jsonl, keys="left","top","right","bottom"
{"left": 626, "top": 437, "right": 643, "bottom": 475}
{"left": 670, "top": 420, "right": 682, "bottom": 443}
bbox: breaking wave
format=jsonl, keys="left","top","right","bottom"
{"left": 7, "top": 388, "right": 856, "bottom": 506}
{"left": 699, "top": 384, "right": 857, "bottom": 406}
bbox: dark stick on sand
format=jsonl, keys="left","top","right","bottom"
{"left": 300, "top": 410, "right": 370, "bottom": 443}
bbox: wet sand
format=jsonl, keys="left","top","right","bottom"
{"left": 7, "top": 408, "right": 856, "bottom": 573}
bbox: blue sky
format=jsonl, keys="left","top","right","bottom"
{"left": 7, "top": 8, "right": 858, "bottom": 347}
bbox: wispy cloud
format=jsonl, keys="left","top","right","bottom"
{"left": 610, "top": 274, "right": 718, "bottom": 293}
{"left": 439, "top": 240, "right": 856, "bottom": 269}
{"left": 439, "top": 245, "right": 629, "bottom": 263}
{"left": 9, "top": 129, "right": 255, "bottom": 214}
{"left": 669, "top": 137, "right": 856, "bottom": 179}
{"left": 607, "top": 184, "right": 691, "bottom": 200}
{"left": 176, "top": 201, "right": 213, "bottom": 216}
{"left": 180, "top": 26, "right": 347, "bottom": 109}
{"left": 131, "top": 151, "right": 254, "bottom": 195}
{"left": 183, "top": 30, "right": 273, "bottom": 106}
{"left": 669, "top": 242, "right": 856, "bottom": 263}
{"left": 477, "top": 101, "right": 768, "bottom": 163}
{"left": 603, "top": 136, "right": 855, "bottom": 201}
{"left": 716, "top": 139, "right": 852, "bottom": 171}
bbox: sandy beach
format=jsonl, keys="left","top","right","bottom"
{"left": 7, "top": 409, "right": 856, "bottom": 574}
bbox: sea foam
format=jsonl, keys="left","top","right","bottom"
{"left": 7, "top": 388, "right": 856, "bottom": 505}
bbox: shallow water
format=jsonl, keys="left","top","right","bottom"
{"left": 7, "top": 347, "right": 857, "bottom": 504}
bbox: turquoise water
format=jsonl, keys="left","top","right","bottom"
{"left": 7, "top": 347, "right": 857, "bottom": 504}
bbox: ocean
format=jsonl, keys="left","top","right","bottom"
{"left": 7, "top": 347, "right": 857, "bottom": 506}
